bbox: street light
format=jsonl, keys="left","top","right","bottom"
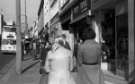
{"left": 24, "top": 0, "right": 28, "bottom": 35}
{"left": 16, "top": 0, "right": 22, "bottom": 74}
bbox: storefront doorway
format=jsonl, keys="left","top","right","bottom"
{"left": 101, "top": 9, "right": 116, "bottom": 73}
{"left": 101, "top": 9, "right": 128, "bottom": 79}
{"left": 116, "top": 13, "right": 128, "bottom": 79}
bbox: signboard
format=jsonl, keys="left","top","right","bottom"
{"left": 72, "top": 0, "right": 90, "bottom": 21}
{"left": 60, "top": 10, "right": 71, "bottom": 24}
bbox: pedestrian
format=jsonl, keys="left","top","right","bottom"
{"left": 33, "top": 40, "right": 37, "bottom": 60}
{"left": 40, "top": 41, "right": 51, "bottom": 74}
{"left": 44, "top": 35, "right": 76, "bottom": 84}
{"left": 77, "top": 28, "right": 104, "bottom": 84}
{"left": 55, "top": 34, "right": 71, "bottom": 50}
{"left": 39, "top": 41, "right": 51, "bottom": 84}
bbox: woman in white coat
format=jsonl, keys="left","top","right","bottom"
{"left": 44, "top": 37, "right": 76, "bottom": 84}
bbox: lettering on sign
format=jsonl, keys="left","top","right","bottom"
{"left": 72, "top": 0, "right": 90, "bottom": 20}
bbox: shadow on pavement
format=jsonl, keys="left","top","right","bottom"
{"left": 21, "top": 60, "right": 39, "bottom": 74}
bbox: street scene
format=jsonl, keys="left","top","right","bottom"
{"left": 0, "top": 0, "right": 135, "bottom": 84}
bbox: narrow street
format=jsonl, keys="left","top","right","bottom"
{"left": 0, "top": 0, "right": 134, "bottom": 84}
{"left": 0, "top": 51, "right": 15, "bottom": 79}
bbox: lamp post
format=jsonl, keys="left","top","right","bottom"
{"left": 16, "top": 0, "right": 22, "bottom": 74}
{"left": 24, "top": 0, "right": 28, "bottom": 35}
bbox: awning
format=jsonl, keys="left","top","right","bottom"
{"left": 91, "top": 0, "right": 117, "bottom": 11}
{"left": 70, "top": 10, "right": 90, "bottom": 24}
{"left": 60, "top": 10, "right": 71, "bottom": 24}
{"left": 61, "top": 16, "right": 70, "bottom": 24}
{"left": 50, "top": 13, "right": 59, "bottom": 26}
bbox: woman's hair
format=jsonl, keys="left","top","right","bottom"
{"left": 54, "top": 35, "right": 71, "bottom": 50}
{"left": 82, "top": 28, "right": 96, "bottom": 41}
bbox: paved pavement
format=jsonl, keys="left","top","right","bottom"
{"left": 0, "top": 52, "right": 15, "bottom": 70}
{"left": 39, "top": 70, "right": 128, "bottom": 84}
{"left": 103, "top": 70, "right": 128, "bottom": 84}
{"left": 0, "top": 53, "right": 128, "bottom": 84}
{"left": 0, "top": 54, "right": 41, "bottom": 84}
{"left": 0, "top": 52, "right": 15, "bottom": 79}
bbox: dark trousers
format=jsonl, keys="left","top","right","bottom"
{"left": 40, "top": 48, "right": 48, "bottom": 66}
{"left": 40, "top": 47, "right": 49, "bottom": 74}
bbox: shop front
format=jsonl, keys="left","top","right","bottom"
{"left": 59, "top": 0, "right": 92, "bottom": 39}
{"left": 69, "top": 0, "right": 91, "bottom": 41}
{"left": 91, "top": 0, "right": 135, "bottom": 82}
{"left": 58, "top": 0, "right": 135, "bottom": 83}
{"left": 60, "top": 9, "right": 71, "bottom": 30}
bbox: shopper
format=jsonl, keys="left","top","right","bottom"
{"left": 33, "top": 40, "right": 37, "bottom": 60}
{"left": 44, "top": 36, "right": 76, "bottom": 84}
{"left": 77, "top": 28, "right": 104, "bottom": 84}
{"left": 39, "top": 41, "right": 51, "bottom": 84}
{"left": 40, "top": 41, "right": 51, "bottom": 74}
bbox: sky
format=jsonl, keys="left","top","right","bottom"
{"left": 0, "top": 0, "right": 40, "bottom": 27}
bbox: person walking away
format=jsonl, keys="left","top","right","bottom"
{"left": 33, "top": 40, "right": 37, "bottom": 60}
{"left": 39, "top": 41, "right": 51, "bottom": 84}
{"left": 40, "top": 41, "right": 51, "bottom": 74}
{"left": 44, "top": 36, "right": 76, "bottom": 84}
{"left": 77, "top": 28, "right": 104, "bottom": 84}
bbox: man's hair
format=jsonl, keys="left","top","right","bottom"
{"left": 82, "top": 28, "right": 96, "bottom": 40}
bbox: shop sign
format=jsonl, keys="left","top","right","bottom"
{"left": 60, "top": 10, "right": 71, "bottom": 24}
{"left": 72, "top": 0, "right": 90, "bottom": 20}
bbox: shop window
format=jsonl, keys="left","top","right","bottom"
{"left": 101, "top": 9, "right": 116, "bottom": 73}
{"left": 116, "top": 13, "right": 128, "bottom": 78}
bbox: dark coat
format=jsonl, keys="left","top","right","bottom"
{"left": 77, "top": 39, "right": 104, "bottom": 84}
{"left": 77, "top": 40, "right": 102, "bottom": 65}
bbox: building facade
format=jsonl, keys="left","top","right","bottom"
{"left": 59, "top": 0, "right": 135, "bottom": 83}
{"left": 38, "top": 0, "right": 44, "bottom": 34}
{"left": 91, "top": 0, "right": 135, "bottom": 83}
{"left": 39, "top": 0, "right": 135, "bottom": 83}
{"left": 44, "top": 0, "right": 63, "bottom": 43}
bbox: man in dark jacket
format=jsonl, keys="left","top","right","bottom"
{"left": 40, "top": 33, "right": 51, "bottom": 74}
{"left": 77, "top": 28, "right": 104, "bottom": 84}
